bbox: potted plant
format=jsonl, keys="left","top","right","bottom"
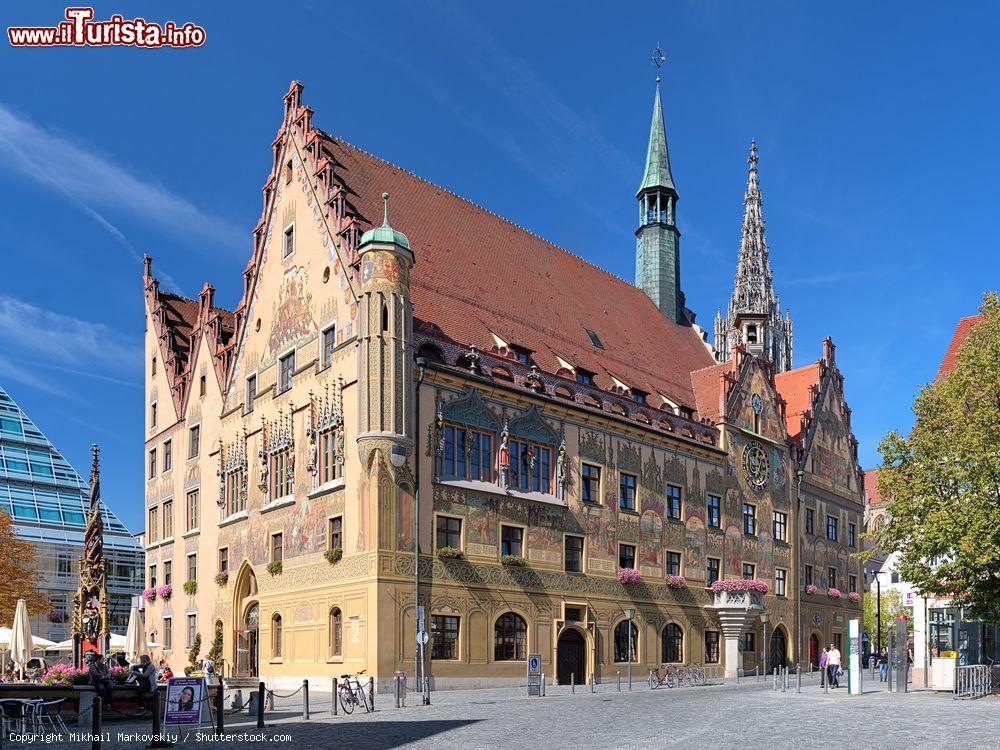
{"left": 501, "top": 554, "right": 527, "bottom": 567}
{"left": 156, "top": 584, "right": 173, "bottom": 601}
{"left": 324, "top": 548, "right": 343, "bottom": 565}
{"left": 214, "top": 572, "right": 229, "bottom": 586}
{"left": 804, "top": 584, "right": 818, "bottom": 595}
{"left": 266, "top": 560, "right": 283, "bottom": 575}
{"left": 848, "top": 591, "right": 861, "bottom": 603}
{"left": 665, "top": 574, "right": 687, "bottom": 590}
{"left": 827, "top": 587, "right": 842, "bottom": 600}
{"left": 142, "top": 587, "right": 157, "bottom": 603}
{"left": 436, "top": 547, "right": 464, "bottom": 560}
{"left": 618, "top": 568, "right": 642, "bottom": 585}
{"left": 710, "top": 578, "right": 769, "bottom": 595}
{"left": 48, "top": 610, "right": 65, "bottom": 623}
{"left": 183, "top": 580, "right": 198, "bottom": 596}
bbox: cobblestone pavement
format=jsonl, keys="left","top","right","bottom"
{"left": 25, "top": 674, "right": 1000, "bottom": 750}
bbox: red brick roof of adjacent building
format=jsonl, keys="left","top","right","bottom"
{"left": 689, "top": 361, "right": 735, "bottom": 423}
{"left": 774, "top": 361, "right": 822, "bottom": 439}
{"left": 863, "top": 468, "right": 884, "bottom": 505}
{"left": 320, "top": 133, "right": 718, "bottom": 410}
{"left": 936, "top": 314, "right": 983, "bottom": 380}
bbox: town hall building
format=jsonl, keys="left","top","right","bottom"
{"left": 141, "top": 77, "right": 863, "bottom": 690}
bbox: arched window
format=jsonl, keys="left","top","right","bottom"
{"left": 613, "top": 620, "right": 638, "bottom": 662}
{"left": 661, "top": 623, "right": 683, "bottom": 663}
{"left": 381, "top": 302, "right": 389, "bottom": 332}
{"left": 494, "top": 613, "right": 527, "bottom": 661}
{"left": 271, "top": 614, "right": 282, "bottom": 658}
{"left": 329, "top": 607, "right": 342, "bottom": 658}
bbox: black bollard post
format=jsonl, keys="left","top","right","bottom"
{"left": 215, "top": 684, "right": 224, "bottom": 734}
{"left": 368, "top": 677, "right": 375, "bottom": 712}
{"left": 256, "top": 682, "right": 265, "bottom": 729}
{"left": 332, "top": 678, "right": 338, "bottom": 716}
{"left": 91, "top": 696, "right": 102, "bottom": 750}
{"left": 571, "top": 672, "right": 575, "bottom": 694}
{"left": 303, "top": 679, "right": 309, "bottom": 720}
{"left": 617, "top": 671, "right": 621, "bottom": 692}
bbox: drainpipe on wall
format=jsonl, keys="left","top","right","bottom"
{"left": 414, "top": 357, "right": 428, "bottom": 703}
{"left": 795, "top": 468, "right": 805, "bottom": 664}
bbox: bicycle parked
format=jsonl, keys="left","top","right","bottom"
{"left": 648, "top": 664, "right": 707, "bottom": 689}
{"left": 338, "top": 669, "right": 371, "bottom": 713}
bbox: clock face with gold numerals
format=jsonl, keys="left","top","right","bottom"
{"left": 742, "top": 441, "right": 770, "bottom": 490}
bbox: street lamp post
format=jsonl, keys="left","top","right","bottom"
{"left": 761, "top": 612, "right": 769, "bottom": 676}
{"left": 876, "top": 573, "right": 882, "bottom": 655}
{"left": 624, "top": 608, "right": 634, "bottom": 691}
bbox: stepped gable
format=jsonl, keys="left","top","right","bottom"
{"left": 315, "top": 131, "right": 716, "bottom": 410}
{"left": 774, "top": 361, "right": 822, "bottom": 440}
{"left": 689, "top": 360, "right": 736, "bottom": 423}
{"left": 142, "top": 257, "right": 235, "bottom": 411}
{"left": 936, "top": 313, "right": 982, "bottom": 381}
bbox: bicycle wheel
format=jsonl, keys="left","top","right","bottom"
{"left": 339, "top": 688, "right": 355, "bottom": 714}
{"left": 357, "top": 685, "right": 371, "bottom": 712}
{"left": 649, "top": 672, "right": 659, "bottom": 690}
{"left": 665, "top": 670, "right": 678, "bottom": 688}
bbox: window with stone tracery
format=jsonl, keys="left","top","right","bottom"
{"left": 510, "top": 438, "right": 551, "bottom": 493}
{"left": 438, "top": 423, "right": 493, "bottom": 482}
{"left": 270, "top": 447, "right": 293, "bottom": 499}
{"left": 318, "top": 428, "right": 342, "bottom": 485}
{"left": 225, "top": 469, "right": 244, "bottom": 516}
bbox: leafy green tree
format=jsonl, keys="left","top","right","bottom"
{"left": 875, "top": 292, "right": 1000, "bottom": 620}
{"left": 863, "top": 590, "right": 912, "bottom": 647}
{"left": 0, "top": 510, "right": 50, "bottom": 625}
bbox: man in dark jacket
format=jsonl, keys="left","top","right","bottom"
{"left": 129, "top": 655, "right": 157, "bottom": 711}
{"left": 88, "top": 653, "right": 113, "bottom": 703}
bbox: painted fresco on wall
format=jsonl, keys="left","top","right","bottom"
{"left": 285, "top": 497, "right": 326, "bottom": 557}
{"left": 724, "top": 521, "right": 742, "bottom": 578}
{"left": 684, "top": 508, "right": 706, "bottom": 581}
{"left": 639, "top": 511, "right": 663, "bottom": 566}
{"left": 267, "top": 265, "right": 316, "bottom": 356}
{"left": 466, "top": 494, "right": 499, "bottom": 547}
{"left": 396, "top": 485, "right": 414, "bottom": 551}
{"left": 583, "top": 512, "right": 615, "bottom": 558}
{"left": 527, "top": 505, "right": 563, "bottom": 552}
{"left": 756, "top": 529, "right": 773, "bottom": 579}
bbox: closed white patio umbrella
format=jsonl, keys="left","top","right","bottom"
{"left": 9, "top": 599, "right": 32, "bottom": 679}
{"left": 124, "top": 605, "right": 147, "bottom": 662}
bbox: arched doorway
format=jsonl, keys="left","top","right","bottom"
{"left": 810, "top": 634, "right": 820, "bottom": 668}
{"left": 556, "top": 628, "right": 585, "bottom": 685}
{"left": 769, "top": 626, "right": 788, "bottom": 669}
{"left": 233, "top": 563, "right": 259, "bottom": 678}
{"left": 237, "top": 603, "right": 259, "bottom": 677}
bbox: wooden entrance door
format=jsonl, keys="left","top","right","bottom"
{"left": 557, "top": 629, "right": 585, "bottom": 685}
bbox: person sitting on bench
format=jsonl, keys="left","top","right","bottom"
{"left": 129, "top": 655, "right": 157, "bottom": 711}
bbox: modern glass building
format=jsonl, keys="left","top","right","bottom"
{"left": 0, "top": 385, "right": 142, "bottom": 641}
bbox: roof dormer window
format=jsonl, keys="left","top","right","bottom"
{"left": 509, "top": 345, "right": 531, "bottom": 365}
{"left": 585, "top": 329, "right": 605, "bottom": 350}
{"left": 575, "top": 369, "right": 594, "bottom": 386}
{"left": 631, "top": 390, "right": 647, "bottom": 405}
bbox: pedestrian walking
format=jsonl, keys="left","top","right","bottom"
{"left": 877, "top": 648, "right": 889, "bottom": 682}
{"left": 819, "top": 646, "right": 829, "bottom": 688}
{"left": 827, "top": 643, "right": 842, "bottom": 688}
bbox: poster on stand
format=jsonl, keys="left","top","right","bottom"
{"left": 164, "top": 677, "right": 206, "bottom": 726}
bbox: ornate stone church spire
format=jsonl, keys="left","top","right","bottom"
{"left": 635, "top": 49, "right": 684, "bottom": 324}
{"left": 713, "top": 142, "right": 794, "bottom": 371}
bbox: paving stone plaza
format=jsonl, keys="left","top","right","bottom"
{"left": 36, "top": 676, "right": 999, "bottom": 750}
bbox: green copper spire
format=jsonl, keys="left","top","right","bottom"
{"left": 637, "top": 80, "right": 676, "bottom": 196}
{"left": 360, "top": 191, "right": 410, "bottom": 250}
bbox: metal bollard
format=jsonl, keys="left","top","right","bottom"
{"left": 332, "top": 678, "right": 338, "bottom": 716}
{"left": 617, "top": 671, "right": 621, "bottom": 692}
{"left": 257, "top": 682, "right": 265, "bottom": 729}
{"left": 824, "top": 671, "right": 829, "bottom": 694}
{"left": 571, "top": 672, "right": 575, "bottom": 693}
{"left": 368, "top": 677, "right": 375, "bottom": 711}
{"left": 303, "top": 679, "right": 310, "bottom": 720}
{"left": 590, "top": 673, "right": 595, "bottom": 693}
{"left": 267, "top": 690, "right": 274, "bottom": 711}
{"left": 215, "top": 683, "right": 224, "bottom": 734}
{"left": 401, "top": 674, "right": 406, "bottom": 707}
{"left": 395, "top": 675, "right": 401, "bottom": 708}
{"left": 541, "top": 674, "right": 546, "bottom": 697}
{"left": 797, "top": 664, "right": 802, "bottom": 694}
{"left": 91, "top": 696, "right": 102, "bottom": 750}
{"left": 783, "top": 666, "right": 788, "bottom": 692}
{"left": 773, "top": 667, "right": 778, "bottom": 690}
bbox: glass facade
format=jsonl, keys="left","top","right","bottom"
{"left": 0, "top": 386, "right": 142, "bottom": 640}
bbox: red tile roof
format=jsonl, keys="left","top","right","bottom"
{"left": 690, "top": 361, "right": 735, "bottom": 422}
{"left": 936, "top": 314, "right": 982, "bottom": 380}
{"left": 863, "top": 468, "right": 884, "bottom": 505}
{"left": 774, "top": 362, "right": 822, "bottom": 439}
{"left": 320, "top": 134, "right": 717, "bottom": 409}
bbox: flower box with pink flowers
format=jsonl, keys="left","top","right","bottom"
{"left": 827, "top": 587, "right": 842, "bottom": 600}
{"left": 848, "top": 591, "right": 861, "bottom": 603}
{"left": 665, "top": 574, "right": 687, "bottom": 590}
{"left": 618, "top": 568, "right": 642, "bottom": 585}
{"left": 142, "top": 587, "right": 157, "bottom": 602}
{"left": 804, "top": 584, "right": 818, "bottom": 595}
{"left": 156, "top": 584, "right": 173, "bottom": 601}
{"left": 710, "top": 578, "right": 767, "bottom": 609}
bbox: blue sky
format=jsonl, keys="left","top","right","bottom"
{"left": 1, "top": 1, "right": 995, "bottom": 532}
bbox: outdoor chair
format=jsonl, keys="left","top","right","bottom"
{"left": 0, "top": 699, "right": 32, "bottom": 737}
{"left": 35, "top": 698, "right": 70, "bottom": 734}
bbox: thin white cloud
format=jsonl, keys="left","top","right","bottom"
{"left": 0, "top": 296, "right": 142, "bottom": 399}
{"left": 0, "top": 103, "right": 245, "bottom": 254}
